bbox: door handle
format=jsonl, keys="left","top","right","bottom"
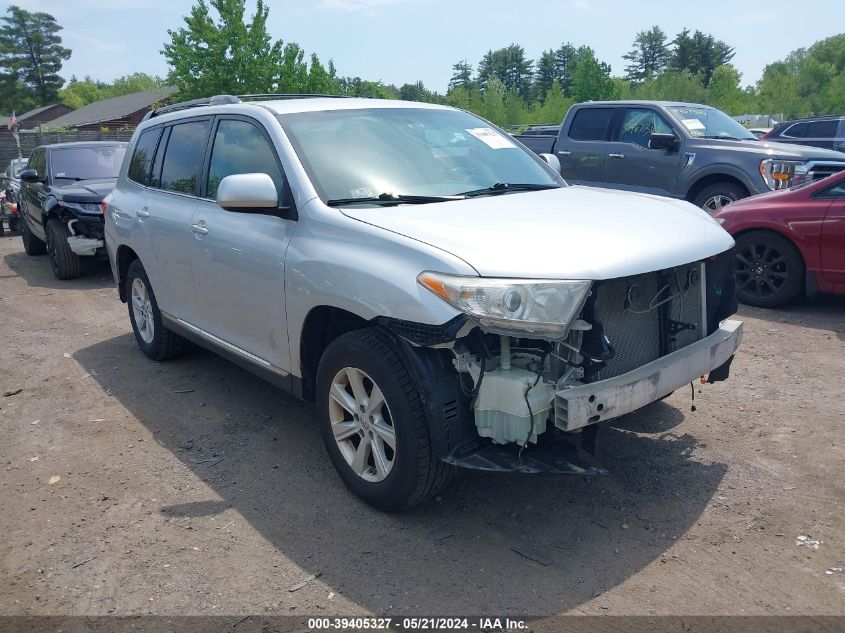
{"left": 136, "top": 208, "right": 150, "bottom": 219}
{"left": 190, "top": 222, "right": 208, "bottom": 236}
{"left": 557, "top": 150, "right": 572, "bottom": 156}
{"left": 608, "top": 153, "right": 625, "bottom": 159}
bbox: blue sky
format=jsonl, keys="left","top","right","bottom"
{"left": 13, "top": 0, "right": 845, "bottom": 92}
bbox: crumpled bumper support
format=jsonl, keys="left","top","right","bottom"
{"left": 556, "top": 319, "right": 743, "bottom": 431}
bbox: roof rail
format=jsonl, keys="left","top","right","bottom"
{"left": 143, "top": 94, "right": 241, "bottom": 121}
{"left": 239, "top": 93, "right": 351, "bottom": 101}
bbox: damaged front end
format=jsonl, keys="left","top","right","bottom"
{"left": 384, "top": 250, "right": 742, "bottom": 475}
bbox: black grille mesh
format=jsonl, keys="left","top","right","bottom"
{"left": 592, "top": 263, "right": 704, "bottom": 381}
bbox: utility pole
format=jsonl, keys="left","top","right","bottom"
{"left": 13, "top": 120, "right": 22, "bottom": 159}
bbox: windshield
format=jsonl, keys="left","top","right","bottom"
{"left": 278, "top": 108, "right": 562, "bottom": 203}
{"left": 50, "top": 145, "right": 127, "bottom": 182}
{"left": 10, "top": 159, "right": 27, "bottom": 178}
{"left": 666, "top": 106, "right": 757, "bottom": 141}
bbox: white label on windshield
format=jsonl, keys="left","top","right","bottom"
{"left": 466, "top": 127, "right": 515, "bottom": 149}
{"left": 350, "top": 186, "right": 373, "bottom": 199}
{"left": 682, "top": 118, "right": 705, "bottom": 131}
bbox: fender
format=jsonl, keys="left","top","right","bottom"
{"left": 679, "top": 162, "right": 763, "bottom": 199}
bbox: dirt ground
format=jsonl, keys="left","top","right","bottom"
{"left": 1, "top": 231, "right": 844, "bottom": 620}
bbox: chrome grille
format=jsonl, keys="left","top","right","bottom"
{"left": 590, "top": 262, "right": 704, "bottom": 381}
{"left": 808, "top": 163, "right": 845, "bottom": 181}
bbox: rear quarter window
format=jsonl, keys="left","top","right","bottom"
{"left": 127, "top": 128, "right": 162, "bottom": 186}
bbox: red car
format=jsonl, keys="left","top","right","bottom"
{"left": 713, "top": 170, "right": 845, "bottom": 308}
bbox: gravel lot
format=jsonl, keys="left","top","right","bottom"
{"left": 1, "top": 231, "right": 844, "bottom": 619}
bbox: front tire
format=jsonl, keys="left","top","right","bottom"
{"left": 125, "top": 259, "right": 186, "bottom": 361}
{"left": 46, "top": 218, "right": 82, "bottom": 280}
{"left": 316, "top": 327, "right": 454, "bottom": 511}
{"left": 734, "top": 230, "right": 804, "bottom": 308}
{"left": 692, "top": 181, "right": 747, "bottom": 213}
{"left": 20, "top": 214, "right": 46, "bottom": 255}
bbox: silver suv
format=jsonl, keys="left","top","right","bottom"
{"left": 105, "top": 95, "right": 743, "bottom": 510}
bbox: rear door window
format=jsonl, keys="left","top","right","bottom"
{"left": 569, "top": 108, "right": 614, "bottom": 141}
{"left": 158, "top": 120, "right": 211, "bottom": 195}
{"left": 128, "top": 128, "right": 162, "bottom": 186}
{"left": 805, "top": 120, "right": 838, "bottom": 139}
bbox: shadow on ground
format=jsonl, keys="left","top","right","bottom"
{"left": 738, "top": 294, "right": 845, "bottom": 341}
{"left": 3, "top": 245, "right": 113, "bottom": 291}
{"left": 75, "top": 334, "right": 724, "bottom": 615}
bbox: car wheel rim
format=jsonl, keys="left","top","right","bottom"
{"left": 735, "top": 242, "right": 788, "bottom": 300}
{"left": 130, "top": 278, "right": 155, "bottom": 344}
{"left": 328, "top": 366, "right": 396, "bottom": 483}
{"left": 703, "top": 194, "right": 734, "bottom": 213}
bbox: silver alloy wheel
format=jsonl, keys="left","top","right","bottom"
{"left": 702, "top": 194, "right": 734, "bottom": 213}
{"left": 131, "top": 278, "right": 155, "bottom": 344}
{"left": 328, "top": 366, "right": 396, "bottom": 483}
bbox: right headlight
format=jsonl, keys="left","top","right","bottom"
{"left": 759, "top": 159, "right": 806, "bottom": 190}
{"left": 418, "top": 272, "right": 592, "bottom": 340}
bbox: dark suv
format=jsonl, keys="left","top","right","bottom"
{"left": 763, "top": 116, "right": 845, "bottom": 152}
{"left": 19, "top": 142, "right": 127, "bottom": 280}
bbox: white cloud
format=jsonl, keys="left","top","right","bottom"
{"left": 569, "top": 0, "right": 590, "bottom": 11}
{"left": 320, "top": 0, "right": 413, "bottom": 13}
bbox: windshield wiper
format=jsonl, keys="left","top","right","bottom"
{"left": 458, "top": 182, "right": 561, "bottom": 197}
{"left": 326, "top": 192, "right": 465, "bottom": 207}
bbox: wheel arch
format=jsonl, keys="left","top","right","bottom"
{"left": 115, "top": 245, "right": 140, "bottom": 302}
{"left": 299, "top": 305, "right": 370, "bottom": 401}
{"left": 732, "top": 226, "right": 807, "bottom": 269}
{"left": 685, "top": 173, "right": 750, "bottom": 203}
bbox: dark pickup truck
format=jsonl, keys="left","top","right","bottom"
{"left": 516, "top": 100, "right": 845, "bottom": 212}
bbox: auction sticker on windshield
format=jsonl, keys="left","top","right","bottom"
{"left": 682, "top": 118, "right": 705, "bottom": 132}
{"left": 466, "top": 127, "right": 515, "bottom": 149}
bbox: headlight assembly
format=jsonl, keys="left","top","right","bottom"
{"left": 62, "top": 202, "right": 103, "bottom": 215}
{"left": 418, "top": 272, "right": 591, "bottom": 340}
{"left": 759, "top": 159, "right": 806, "bottom": 190}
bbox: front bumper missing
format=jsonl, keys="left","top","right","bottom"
{"left": 556, "top": 319, "right": 743, "bottom": 431}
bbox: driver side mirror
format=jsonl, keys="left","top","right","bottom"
{"left": 19, "top": 169, "right": 41, "bottom": 183}
{"left": 649, "top": 133, "right": 679, "bottom": 151}
{"left": 216, "top": 172, "right": 294, "bottom": 219}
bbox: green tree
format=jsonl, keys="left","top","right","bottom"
{"left": 570, "top": 46, "right": 613, "bottom": 101}
{"left": 623, "top": 26, "right": 669, "bottom": 82}
{"left": 477, "top": 44, "right": 533, "bottom": 98}
{"left": 162, "top": 0, "right": 284, "bottom": 99}
{"left": 479, "top": 76, "right": 507, "bottom": 125}
{"left": 553, "top": 43, "right": 578, "bottom": 97}
{"left": 449, "top": 60, "right": 473, "bottom": 90}
{"left": 528, "top": 80, "right": 571, "bottom": 124}
{"left": 708, "top": 64, "right": 743, "bottom": 114}
{"left": 534, "top": 50, "right": 557, "bottom": 101}
{"left": 669, "top": 29, "right": 734, "bottom": 85}
{"left": 0, "top": 5, "right": 71, "bottom": 107}
{"left": 59, "top": 77, "right": 106, "bottom": 109}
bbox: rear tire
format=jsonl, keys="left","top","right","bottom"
{"left": 734, "top": 230, "right": 804, "bottom": 308}
{"left": 20, "top": 214, "right": 47, "bottom": 255}
{"left": 692, "top": 181, "right": 747, "bottom": 213}
{"left": 125, "top": 259, "right": 186, "bottom": 361}
{"left": 46, "top": 218, "right": 82, "bottom": 280}
{"left": 316, "top": 327, "right": 454, "bottom": 511}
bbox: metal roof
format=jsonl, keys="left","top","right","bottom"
{"left": 42, "top": 87, "right": 178, "bottom": 129}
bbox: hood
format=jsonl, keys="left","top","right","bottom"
{"left": 695, "top": 137, "right": 845, "bottom": 162}
{"left": 52, "top": 178, "right": 116, "bottom": 203}
{"left": 341, "top": 186, "right": 735, "bottom": 280}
